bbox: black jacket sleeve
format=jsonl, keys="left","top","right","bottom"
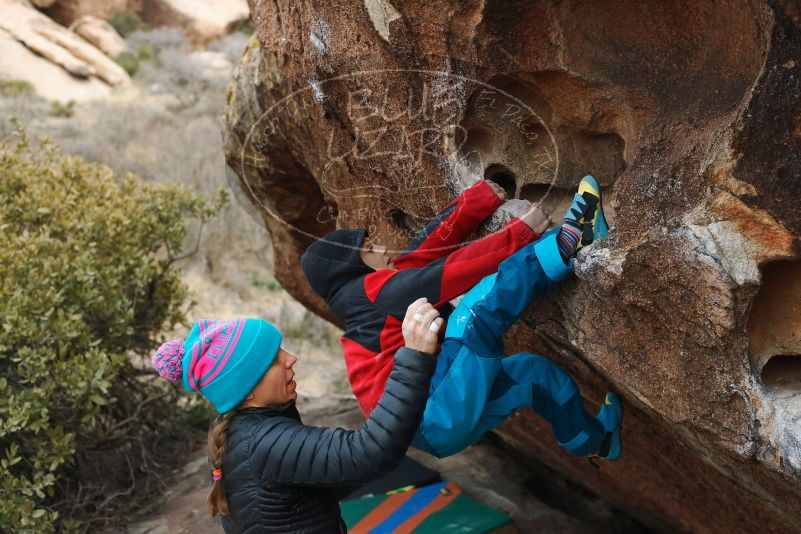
{"left": 247, "top": 347, "right": 435, "bottom": 487}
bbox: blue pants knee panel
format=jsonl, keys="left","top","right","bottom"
{"left": 414, "top": 342, "right": 504, "bottom": 457}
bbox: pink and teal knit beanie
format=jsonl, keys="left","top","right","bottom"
{"left": 152, "top": 318, "right": 283, "bottom": 413}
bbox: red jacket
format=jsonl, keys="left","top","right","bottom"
{"left": 300, "top": 181, "right": 539, "bottom": 415}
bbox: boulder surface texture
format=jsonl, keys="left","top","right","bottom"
{"left": 223, "top": 1, "right": 801, "bottom": 532}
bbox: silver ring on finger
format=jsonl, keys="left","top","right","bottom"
{"left": 428, "top": 321, "right": 441, "bottom": 333}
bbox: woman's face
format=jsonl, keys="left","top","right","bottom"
{"left": 242, "top": 348, "right": 298, "bottom": 408}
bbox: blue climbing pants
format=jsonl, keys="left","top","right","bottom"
{"left": 412, "top": 228, "right": 606, "bottom": 458}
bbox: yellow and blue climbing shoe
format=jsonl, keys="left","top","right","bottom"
{"left": 594, "top": 392, "right": 622, "bottom": 461}
{"left": 575, "top": 175, "right": 609, "bottom": 251}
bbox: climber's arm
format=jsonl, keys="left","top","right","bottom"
{"left": 390, "top": 180, "right": 504, "bottom": 270}
{"left": 372, "top": 217, "right": 539, "bottom": 318}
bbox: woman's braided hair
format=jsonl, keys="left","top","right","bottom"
{"left": 207, "top": 411, "right": 235, "bottom": 517}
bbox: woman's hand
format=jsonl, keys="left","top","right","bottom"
{"left": 402, "top": 298, "right": 443, "bottom": 355}
{"left": 483, "top": 179, "right": 507, "bottom": 201}
{"left": 520, "top": 203, "right": 553, "bottom": 234}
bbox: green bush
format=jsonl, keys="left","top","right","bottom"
{"left": 49, "top": 100, "right": 75, "bottom": 118}
{"left": 115, "top": 44, "right": 161, "bottom": 77}
{"left": 0, "top": 121, "right": 225, "bottom": 531}
{"left": 108, "top": 10, "right": 149, "bottom": 38}
{"left": 0, "top": 79, "right": 34, "bottom": 98}
{"left": 136, "top": 43, "right": 158, "bottom": 62}
{"left": 114, "top": 51, "right": 140, "bottom": 77}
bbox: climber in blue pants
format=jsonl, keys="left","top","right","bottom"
{"left": 412, "top": 176, "right": 623, "bottom": 460}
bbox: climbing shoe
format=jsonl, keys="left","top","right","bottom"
{"left": 563, "top": 190, "right": 587, "bottom": 230}
{"left": 575, "top": 175, "right": 609, "bottom": 250}
{"left": 593, "top": 392, "right": 622, "bottom": 461}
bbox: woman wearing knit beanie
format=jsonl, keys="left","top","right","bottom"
{"left": 151, "top": 297, "right": 443, "bottom": 533}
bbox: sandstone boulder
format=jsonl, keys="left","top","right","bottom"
{"left": 138, "top": 0, "right": 250, "bottom": 46}
{"left": 43, "top": 0, "right": 134, "bottom": 27}
{"left": 41, "top": 0, "right": 248, "bottom": 47}
{"left": 224, "top": 1, "right": 801, "bottom": 531}
{"left": 0, "top": 0, "right": 129, "bottom": 101}
{"left": 69, "top": 14, "right": 126, "bottom": 57}
{"left": 0, "top": 28, "right": 111, "bottom": 101}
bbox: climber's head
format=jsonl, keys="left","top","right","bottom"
{"left": 300, "top": 229, "right": 375, "bottom": 304}
{"left": 359, "top": 234, "right": 392, "bottom": 270}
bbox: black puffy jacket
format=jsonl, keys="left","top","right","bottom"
{"left": 220, "top": 347, "right": 435, "bottom": 533}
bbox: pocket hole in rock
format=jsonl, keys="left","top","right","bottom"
{"left": 519, "top": 183, "right": 553, "bottom": 204}
{"left": 388, "top": 208, "right": 424, "bottom": 234}
{"left": 748, "top": 260, "right": 801, "bottom": 392}
{"left": 762, "top": 356, "right": 801, "bottom": 389}
{"left": 484, "top": 164, "right": 518, "bottom": 198}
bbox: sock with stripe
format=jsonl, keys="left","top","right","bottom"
{"left": 557, "top": 221, "right": 581, "bottom": 263}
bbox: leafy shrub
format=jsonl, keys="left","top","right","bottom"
{"left": 0, "top": 79, "right": 34, "bottom": 98}
{"left": 115, "top": 44, "right": 160, "bottom": 77}
{"left": 0, "top": 121, "right": 225, "bottom": 531}
{"left": 108, "top": 10, "right": 149, "bottom": 38}
{"left": 49, "top": 100, "right": 75, "bottom": 118}
{"left": 114, "top": 50, "right": 140, "bottom": 76}
{"left": 136, "top": 43, "right": 158, "bottom": 63}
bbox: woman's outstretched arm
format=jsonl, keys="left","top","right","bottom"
{"left": 248, "top": 300, "right": 442, "bottom": 487}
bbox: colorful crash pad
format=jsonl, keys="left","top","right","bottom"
{"left": 342, "top": 480, "right": 513, "bottom": 533}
